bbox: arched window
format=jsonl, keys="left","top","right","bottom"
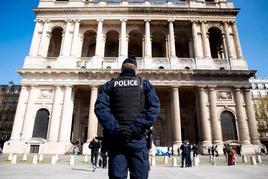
{"left": 175, "top": 32, "right": 190, "bottom": 58}
{"left": 81, "top": 30, "right": 96, "bottom": 57}
{"left": 220, "top": 111, "right": 238, "bottom": 141}
{"left": 104, "top": 30, "right": 119, "bottom": 57}
{"left": 208, "top": 28, "right": 225, "bottom": 59}
{"left": 47, "top": 27, "right": 63, "bottom": 57}
{"left": 32, "top": 109, "right": 50, "bottom": 139}
{"left": 152, "top": 31, "right": 166, "bottom": 58}
{"left": 128, "top": 30, "right": 143, "bottom": 57}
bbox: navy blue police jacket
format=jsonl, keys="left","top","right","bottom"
{"left": 94, "top": 70, "right": 160, "bottom": 147}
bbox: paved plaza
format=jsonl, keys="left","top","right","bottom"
{"left": 0, "top": 155, "right": 268, "bottom": 179}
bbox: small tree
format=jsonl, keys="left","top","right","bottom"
{"left": 255, "top": 96, "right": 268, "bottom": 137}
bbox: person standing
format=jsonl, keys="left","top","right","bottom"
{"left": 179, "top": 141, "right": 188, "bottom": 167}
{"left": 95, "top": 56, "right": 160, "bottom": 179}
{"left": 88, "top": 137, "right": 100, "bottom": 172}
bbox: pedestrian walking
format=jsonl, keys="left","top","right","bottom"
{"left": 94, "top": 56, "right": 160, "bottom": 179}
{"left": 88, "top": 137, "right": 100, "bottom": 172}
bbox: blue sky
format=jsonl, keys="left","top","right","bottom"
{"left": 0, "top": 0, "right": 268, "bottom": 84}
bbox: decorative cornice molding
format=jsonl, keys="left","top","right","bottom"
{"left": 34, "top": 7, "right": 240, "bottom": 16}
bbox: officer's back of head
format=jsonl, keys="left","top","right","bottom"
{"left": 121, "top": 56, "right": 137, "bottom": 73}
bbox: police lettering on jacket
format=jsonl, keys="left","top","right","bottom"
{"left": 114, "top": 79, "right": 138, "bottom": 87}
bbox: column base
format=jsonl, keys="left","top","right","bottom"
{"left": 241, "top": 144, "right": 262, "bottom": 155}
{"left": 82, "top": 142, "right": 91, "bottom": 155}
{"left": 3, "top": 140, "right": 28, "bottom": 154}
{"left": 41, "top": 141, "right": 73, "bottom": 154}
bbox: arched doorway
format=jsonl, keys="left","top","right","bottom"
{"left": 47, "top": 27, "right": 63, "bottom": 57}
{"left": 175, "top": 31, "right": 190, "bottom": 58}
{"left": 81, "top": 30, "right": 96, "bottom": 57}
{"left": 32, "top": 109, "right": 50, "bottom": 139}
{"left": 152, "top": 31, "right": 166, "bottom": 57}
{"left": 104, "top": 30, "right": 119, "bottom": 57}
{"left": 208, "top": 27, "right": 225, "bottom": 59}
{"left": 128, "top": 30, "right": 143, "bottom": 57}
{"left": 220, "top": 111, "right": 238, "bottom": 141}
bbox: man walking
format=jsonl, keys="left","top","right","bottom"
{"left": 95, "top": 56, "right": 160, "bottom": 179}
{"left": 88, "top": 137, "right": 100, "bottom": 172}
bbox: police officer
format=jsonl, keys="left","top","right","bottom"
{"left": 95, "top": 56, "right": 160, "bottom": 179}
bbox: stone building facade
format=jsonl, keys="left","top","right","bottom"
{"left": 3, "top": 0, "right": 261, "bottom": 154}
{"left": 0, "top": 82, "right": 20, "bottom": 147}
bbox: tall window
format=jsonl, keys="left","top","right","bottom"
{"left": 32, "top": 109, "right": 49, "bottom": 139}
{"left": 47, "top": 27, "right": 63, "bottom": 57}
{"left": 175, "top": 32, "right": 190, "bottom": 58}
{"left": 81, "top": 30, "right": 96, "bottom": 57}
{"left": 152, "top": 31, "right": 166, "bottom": 57}
{"left": 104, "top": 30, "right": 119, "bottom": 57}
{"left": 208, "top": 27, "right": 225, "bottom": 59}
{"left": 220, "top": 111, "right": 238, "bottom": 141}
{"left": 128, "top": 30, "right": 142, "bottom": 57}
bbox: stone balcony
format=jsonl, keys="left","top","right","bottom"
{"left": 38, "top": 0, "right": 234, "bottom": 9}
{"left": 23, "top": 56, "right": 248, "bottom": 71}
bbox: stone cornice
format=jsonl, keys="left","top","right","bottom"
{"left": 17, "top": 68, "right": 255, "bottom": 77}
{"left": 34, "top": 7, "right": 240, "bottom": 16}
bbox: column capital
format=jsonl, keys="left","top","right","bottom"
{"left": 34, "top": 19, "right": 43, "bottom": 23}
{"left": 120, "top": 18, "right": 127, "bottom": 22}
{"left": 97, "top": 19, "right": 104, "bottom": 23}
{"left": 168, "top": 19, "right": 175, "bottom": 23}
{"left": 208, "top": 85, "right": 217, "bottom": 89}
{"left": 144, "top": 19, "right": 151, "bottom": 22}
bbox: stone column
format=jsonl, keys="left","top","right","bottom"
{"left": 198, "top": 87, "right": 212, "bottom": 145}
{"left": 95, "top": 19, "right": 104, "bottom": 57}
{"left": 48, "top": 86, "right": 63, "bottom": 142}
{"left": 61, "top": 20, "right": 74, "bottom": 56}
{"left": 192, "top": 21, "right": 202, "bottom": 58}
{"left": 172, "top": 87, "right": 181, "bottom": 145}
{"left": 10, "top": 86, "right": 30, "bottom": 140}
{"left": 244, "top": 88, "right": 260, "bottom": 144}
{"left": 38, "top": 20, "right": 50, "bottom": 57}
{"left": 87, "top": 86, "right": 98, "bottom": 141}
{"left": 120, "top": 19, "right": 127, "bottom": 57}
{"left": 232, "top": 22, "right": 243, "bottom": 58}
{"left": 71, "top": 20, "right": 80, "bottom": 57}
{"left": 59, "top": 86, "right": 74, "bottom": 142}
{"left": 224, "top": 22, "right": 235, "bottom": 58}
{"left": 21, "top": 86, "right": 39, "bottom": 140}
{"left": 144, "top": 20, "right": 152, "bottom": 57}
{"left": 168, "top": 20, "right": 176, "bottom": 57}
{"left": 208, "top": 88, "right": 222, "bottom": 144}
{"left": 201, "top": 21, "right": 211, "bottom": 58}
{"left": 234, "top": 88, "right": 250, "bottom": 144}
{"left": 29, "top": 19, "right": 43, "bottom": 56}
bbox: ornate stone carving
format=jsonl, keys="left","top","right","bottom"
{"left": 40, "top": 89, "right": 53, "bottom": 99}
{"left": 217, "top": 91, "right": 232, "bottom": 100}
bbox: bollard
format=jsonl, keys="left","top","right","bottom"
{"left": 211, "top": 156, "right": 216, "bottom": 166}
{"left": 23, "top": 153, "right": 27, "bottom": 161}
{"left": 193, "top": 156, "right": 199, "bottom": 166}
{"left": 55, "top": 154, "right": 59, "bottom": 162}
{"left": 51, "top": 155, "right": 56, "bottom": 165}
{"left": 84, "top": 155, "right": 89, "bottom": 163}
{"left": 39, "top": 154, "right": 44, "bottom": 162}
{"left": 256, "top": 155, "right": 262, "bottom": 163}
{"left": 70, "top": 155, "right": 75, "bottom": 165}
{"left": 164, "top": 156, "right": 168, "bottom": 164}
{"left": 8, "top": 153, "right": 13, "bottom": 161}
{"left": 11, "top": 155, "right": 17, "bottom": 164}
{"left": 32, "top": 155, "right": 38, "bottom": 164}
{"left": 250, "top": 156, "right": 257, "bottom": 165}
{"left": 151, "top": 156, "right": 156, "bottom": 167}
{"left": 242, "top": 155, "right": 248, "bottom": 163}
{"left": 172, "top": 156, "right": 177, "bottom": 167}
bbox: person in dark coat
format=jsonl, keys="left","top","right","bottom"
{"left": 94, "top": 56, "right": 160, "bottom": 179}
{"left": 88, "top": 138, "right": 100, "bottom": 171}
{"left": 179, "top": 141, "right": 188, "bottom": 167}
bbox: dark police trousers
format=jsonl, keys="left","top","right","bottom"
{"left": 108, "top": 137, "right": 149, "bottom": 179}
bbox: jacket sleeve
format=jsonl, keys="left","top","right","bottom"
{"left": 94, "top": 81, "right": 119, "bottom": 135}
{"left": 130, "top": 79, "right": 160, "bottom": 136}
